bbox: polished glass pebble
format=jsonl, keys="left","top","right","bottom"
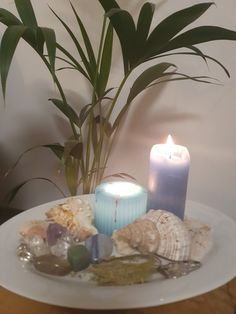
{"left": 33, "top": 254, "right": 72, "bottom": 276}
{"left": 67, "top": 245, "right": 91, "bottom": 271}
{"left": 47, "top": 223, "right": 68, "bottom": 246}
{"left": 85, "top": 234, "right": 113, "bottom": 263}
{"left": 16, "top": 243, "right": 34, "bottom": 262}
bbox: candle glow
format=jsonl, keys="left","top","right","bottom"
{"left": 95, "top": 181, "right": 147, "bottom": 235}
{"left": 104, "top": 181, "right": 142, "bottom": 197}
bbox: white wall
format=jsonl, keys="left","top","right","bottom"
{"left": 0, "top": 0, "right": 236, "bottom": 220}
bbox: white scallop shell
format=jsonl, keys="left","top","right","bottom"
{"left": 142, "top": 210, "right": 191, "bottom": 261}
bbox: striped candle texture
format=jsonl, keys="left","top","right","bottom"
{"left": 94, "top": 181, "right": 147, "bottom": 236}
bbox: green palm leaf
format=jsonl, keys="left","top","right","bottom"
{"left": 98, "top": 23, "right": 113, "bottom": 96}
{"left": 70, "top": 2, "right": 97, "bottom": 72}
{"left": 42, "top": 143, "right": 65, "bottom": 159}
{"left": 145, "top": 2, "right": 214, "bottom": 57}
{"left": 136, "top": 2, "right": 155, "bottom": 57}
{"left": 127, "top": 62, "right": 176, "bottom": 103}
{"left": 56, "top": 43, "right": 90, "bottom": 81}
{"left": 0, "top": 8, "right": 22, "bottom": 26}
{"left": 0, "top": 8, "right": 38, "bottom": 50}
{"left": 148, "top": 50, "right": 230, "bottom": 78}
{"left": 108, "top": 8, "right": 137, "bottom": 70}
{"left": 39, "top": 27, "right": 56, "bottom": 71}
{"left": 99, "top": 0, "right": 137, "bottom": 72}
{"left": 15, "top": 0, "right": 38, "bottom": 27}
{"left": 49, "top": 98, "right": 80, "bottom": 127}
{"left": 159, "top": 26, "right": 236, "bottom": 54}
{"left": 0, "top": 25, "right": 28, "bottom": 98}
{"left": 49, "top": 7, "right": 94, "bottom": 81}
{"left": 111, "top": 62, "right": 176, "bottom": 131}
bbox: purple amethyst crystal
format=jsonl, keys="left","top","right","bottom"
{"left": 46, "top": 223, "right": 68, "bottom": 246}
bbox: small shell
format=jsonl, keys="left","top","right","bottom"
{"left": 46, "top": 198, "right": 97, "bottom": 241}
{"left": 184, "top": 217, "right": 212, "bottom": 261}
{"left": 142, "top": 210, "right": 191, "bottom": 261}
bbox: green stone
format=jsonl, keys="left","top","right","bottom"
{"left": 67, "top": 245, "right": 91, "bottom": 271}
{"left": 33, "top": 254, "right": 71, "bottom": 276}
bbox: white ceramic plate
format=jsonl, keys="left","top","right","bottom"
{"left": 0, "top": 196, "right": 236, "bottom": 310}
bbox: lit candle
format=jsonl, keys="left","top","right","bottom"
{"left": 94, "top": 181, "right": 147, "bottom": 236}
{"left": 147, "top": 135, "right": 190, "bottom": 219}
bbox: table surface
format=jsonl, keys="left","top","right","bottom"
{"left": 1, "top": 278, "right": 236, "bottom": 314}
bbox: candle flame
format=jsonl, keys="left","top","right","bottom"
{"left": 166, "top": 134, "right": 174, "bottom": 145}
{"left": 166, "top": 135, "right": 174, "bottom": 159}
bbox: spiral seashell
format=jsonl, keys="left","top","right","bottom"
{"left": 142, "top": 210, "right": 191, "bottom": 261}
{"left": 113, "top": 209, "right": 191, "bottom": 261}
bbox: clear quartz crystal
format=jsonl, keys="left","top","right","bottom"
{"left": 24, "top": 235, "right": 50, "bottom": 257}
{"left": 50, "top": 239, "right": 71, "bottom": 258}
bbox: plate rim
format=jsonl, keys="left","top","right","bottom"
{"left": 0, "top": 196, "right": 236, "bottom": 310}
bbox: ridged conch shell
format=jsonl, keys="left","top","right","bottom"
{"left": 113, "top": 209, "right": 191, "bottom": 261}
{"left": 46, "top": 198, "right": 97, "bottom": 241}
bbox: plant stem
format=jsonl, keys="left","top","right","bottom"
{"left": 93, "top": 16, "right": 107, "bottom": 187}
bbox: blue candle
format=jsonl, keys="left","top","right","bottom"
{"left": 147, "top": 135, "right": 190, "bottom": 219}
{"left": 95, "top": 181, "right": 147, "bottom": 236}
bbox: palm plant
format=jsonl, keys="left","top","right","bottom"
{"left": 1, "top": 0, "right": 236, "bottom": 200}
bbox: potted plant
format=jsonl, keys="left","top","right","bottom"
{"left": 1, "top": 0, "right": 236, "bottom": 202}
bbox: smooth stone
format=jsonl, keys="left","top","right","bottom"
{"left": 33, "top": 254, "right": 72, "bottom": 276}
{"left": 47, "top": 223, "right": 68, "bottom": 246}
{"left": 67, "top": 245, "right": 91, "bottom": 271}
{"left": 85, "top": 234, "right": 113, "bottom": 263}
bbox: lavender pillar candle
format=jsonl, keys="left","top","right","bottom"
{"left": 147, "top": 135, "right": 190, "bottom": 219}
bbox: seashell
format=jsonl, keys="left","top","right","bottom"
{"left": 184, "top": 217, "right": 212, "bottom": 261}
{"left": 141, "top": 210, "right": 191, "bottom": 261}
{"left": 113, "top": 209, "right": 191, "bottom": 261}
{"left": 112, "top": 220, "right": 159, "bottom": 256}
{"left": 20, "top": 220, "right": 48, "bottom": 239}
{"left": 46, "top": 198, "right": 97, "bottom": 241}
